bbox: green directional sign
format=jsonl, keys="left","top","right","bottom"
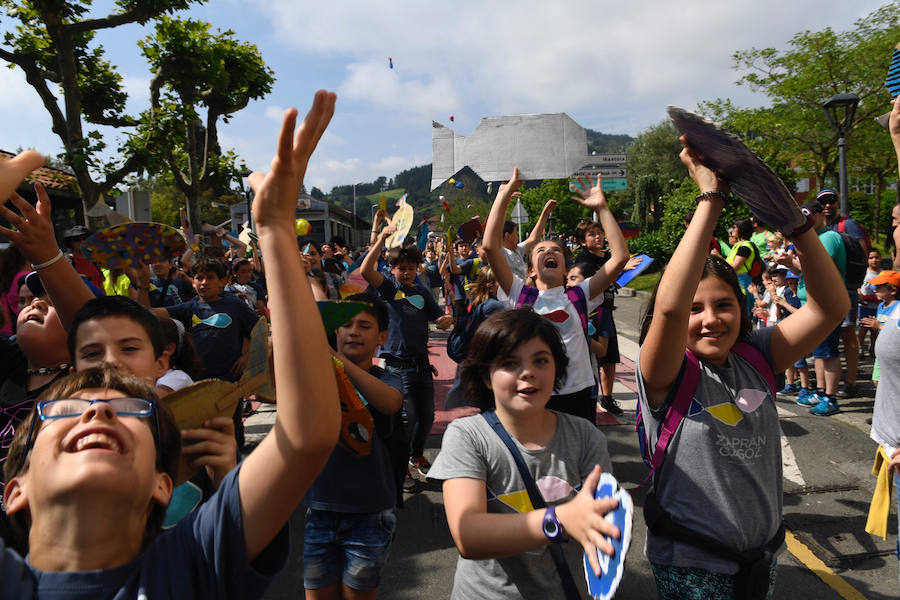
{"left": 571, "top": 178, "right": 627, "bottom": 193}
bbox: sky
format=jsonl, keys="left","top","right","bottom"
{"left": 0, "top": 0, "right": 891, "bottom": 193}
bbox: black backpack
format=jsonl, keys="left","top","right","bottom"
{"left": 836, "top": 232, "right": 867, "bottom": 289}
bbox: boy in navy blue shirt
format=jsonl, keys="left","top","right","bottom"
{"left": 361, "top": 228, "right": 453, "bottom": 492}
{"left": 151, "top": 258, "right": 260, "bottom": 382}
{"left": 304, "top": 293, "right": 403, "bottom": 597}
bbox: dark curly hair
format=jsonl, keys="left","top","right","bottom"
{"left": 460, "top": 309, "right": 568, "bottom": 411}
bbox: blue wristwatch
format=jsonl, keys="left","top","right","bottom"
{"left": 542, "top": 505, "right": 564, "bottom": 541}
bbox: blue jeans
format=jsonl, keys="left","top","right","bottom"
{"left": 303, "top": 508, "right": 397, "bottom": 590}
{"left": 385, "top": 362, "right": 434, "bottom": 457}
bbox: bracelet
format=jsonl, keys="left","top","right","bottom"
{"left": 131, "top": 283, "right": 149, "bottom": 291}
{"left": 30, "top": 250, "right": 64, "bottom": 271}
{"left": 787, "top": 212, "right": 814, "bottom": 238}
{"left": 694, "top": 190, "right": 729, "bottom": 203}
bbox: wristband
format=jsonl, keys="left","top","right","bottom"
{"left": 787, "top": 212, "right": 814, "bottom": 238}
{"left": 131, "top": 283, "right": 150, "bottom": 291}
{"left": 30, "top": 250, "right": 64, "bottom": 271}
{"left": 694, "top": 190, "right": 729, "bottom": 203}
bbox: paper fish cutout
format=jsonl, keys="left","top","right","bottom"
{"left": 339, "top": 272, "right": 369, "bottom": 298}
{"left": 393, "top": 290, "right": 424, "bottom": 309}
{"left": 333, "top": 356, "right": 374, "bottom": 457}
{"left": 431, "top": 113, "right": 595, "bottom": 190}
{"left": 456, "top": 216, "right": 482, "bottom": 243}
{"left": 82, "top": 222, "right": 187, "bottom": 270}
{"left": 386, "top": 196, "right": 413, "bottom": 249}
{"left": 317, "top": 300, "right": 369, "bottom": 335}
{"left": 161, "top": 318, "right": 272, "bottom": 485}
{"left": 191, "top": 313, "right": 233, "bottom": 329}
{"left": 583, "top": 472, "right": 633, "bottom": 600}
{"left": 616, "top": 254, "right": 653, "bottom": 288}
{"left": 668, "top": 106, "right": 805, "bottom": 235}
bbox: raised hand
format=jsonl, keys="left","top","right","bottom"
{"left": 555, "top": 465, "right": 621, "bottom": 576}
{"left": 0, "top": 184, "right": 60, "bottom": 265}
{"left": 0, "top": 150, "right": 44, "bottom": 204}
{"left": 496, "top": 167, "right": 523, "bottom": 201}
{"left": 248, "top": 91, "right": 336, "bottom": 231}
{"left": 679, "top": 136, "right": 727, "bottom": 196}
{"left": 570, "top": 174, "right": 609, "bottom": 213}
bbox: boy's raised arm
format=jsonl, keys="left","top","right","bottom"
{"left": 0, "top": 184, "right": 94, "bottom": 329}
{"left": 569, "top": 175, "right": 628, "bottom": 299}
{"left": 522, "top": 198, "right": 556, "bottom": 258}
{"left": 481, "top": 168, "right": 522, "bottom": 294}
{"left": 238, "top": 91, "right": 340, "bottom": 561}
{"left": 360, "top": 227, "right": 393, "bottom": 289}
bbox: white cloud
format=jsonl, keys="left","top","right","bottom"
{"left": 264, "top": 105, "right": 285, "bottom": 121}
{"left": 121, "top": 75, "right": 150, "bottom": 113}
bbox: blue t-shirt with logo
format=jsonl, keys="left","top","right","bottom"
{"left": 167, "top": 294, "right": 260, "bottom": 381}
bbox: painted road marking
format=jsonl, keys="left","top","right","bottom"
{"left": 785, "top": 530, "right": 868, "bottom": 600}
{"left": 781, "top": 433, "right": 806, "bottom": 487}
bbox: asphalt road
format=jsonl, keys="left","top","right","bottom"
{"left": 256, "top": 290, "right": 897, "bottom": 599}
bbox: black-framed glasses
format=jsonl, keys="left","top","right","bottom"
{"left": 818, "top": 198, "right": 838, "bottom": 205}
{"left": 15, "top": 397, "right": 160, "bottom": 475}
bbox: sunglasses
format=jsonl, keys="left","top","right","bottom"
{"left": 15, "top": 397, "right": 160, "bottom": 475}
{"left": 818, "top": 198, "right": 838, "bottom": 205}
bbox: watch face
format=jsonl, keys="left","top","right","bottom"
{"left": 544, "top": 521, "right": 560, "bottom": 537}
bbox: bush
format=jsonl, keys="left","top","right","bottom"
{"left": 628, "top": 231, "right": 673, "bottom": 267}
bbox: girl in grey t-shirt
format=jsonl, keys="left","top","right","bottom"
{"left": 636, "top": 141, "right": 848, "bottom": 598}
{"left": 429, "top": 308, "right": 618, "bottom": 599}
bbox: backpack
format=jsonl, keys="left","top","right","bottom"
{"left": 635, "top": 342, "right": 776, "bottom": 483}
{"left": 836, "top": 216, "right": 871, "bottom": 252}
{"left": 515, "top": 284, "right": 600, "bottom": 348}
{"left": 834, "top": 219, "right": 868, "bottom": 289}
{"left": 447, "top": 302, "right": 485, "bottom": 363}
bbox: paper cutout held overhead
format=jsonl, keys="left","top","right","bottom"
{"left": 668, "top": 106, "right": 804, "bottom": 235}
{"left": 386, "top": 195, "right": 413, "bottom": 248}
{"left": 82, "top": 222, "right": 187, "bottom": 270}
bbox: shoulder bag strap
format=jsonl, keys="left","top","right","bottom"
{"left": 481, "top": 411, "right": 582, "bottom": 600}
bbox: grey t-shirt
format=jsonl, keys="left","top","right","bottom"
{"left": 428, "top": 412, "right": 612, "bottom": 600}
{"left": 636, "top": 327, "right": 783, "bottom": 575}
{"left": 870, "top": 302, "right": 900, "bottom": 455}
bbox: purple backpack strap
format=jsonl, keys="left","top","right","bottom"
{"left": 515, "top": 285, "right": 540, "bottom": 308}
{"left": 731, "top": 341, "right": 776, "bottom": 398}
{"left": 646, "top": 351, "right": 700, "bottom": 474}
{"left": 563, "top": 286, "right": 590, "bottom": 337}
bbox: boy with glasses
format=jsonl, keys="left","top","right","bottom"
{"left": 0, "top": 91, "right": 341, "bottom": 598}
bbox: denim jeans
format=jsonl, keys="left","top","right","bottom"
{"left": 385, "top": 363, "right": 434, "bottom": 457}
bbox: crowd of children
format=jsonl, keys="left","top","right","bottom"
{"left": 1, "top": 91, "right": 900, "bottom": 600}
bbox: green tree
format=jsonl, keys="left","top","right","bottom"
{"left": 700, "top": 3, "right": 900, "bottom": 239}
{"left": 518, "top": 179, "right": 588, "bottom": 239}
{"left": 137, "top": 16, "right": 274, "bottom": 232}
{"left": 625, "top": 121, "right": 686, "bottom": 191}
{"left": 633, "top": 174, "right": 662, "bottom": 231}
{"left": 0, "top": 0, "right": 200, "bottom": 217}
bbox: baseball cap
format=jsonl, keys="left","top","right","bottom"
{"left": 786, "top": 271, "right": 800, "bottom": 280}
{"left": 815, "top": 188, "right": 839, "bottom": 203}
{"left": 800, "top": 200, "right": 823, "bottom": 215}
{"left": 869, "top": 270, "right": 900, "bottom": 288}
{"left": 773, "top": 265, "right": 789, "bottom": 274}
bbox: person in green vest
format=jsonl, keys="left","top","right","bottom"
{"left": 725, "top": 217, "right": 761, "bottom": 315}
{"left": 750, "top": 216, "right": 771, "bottom": 258}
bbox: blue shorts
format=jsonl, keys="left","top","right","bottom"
{"left": 812, "top": 323, "right": 842, "bottom": 359}
{"left": 303, "top": 507, "right": 397, "bottom": 591}
{"left": 842, "top": 289, "right": 859, "bottom": 328}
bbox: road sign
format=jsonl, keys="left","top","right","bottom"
{"left": 510, "top": 199, "right": 529, "bottom": 224}
{"left": 587, "top": 153, "right": 627, "bottom": 165}
{"left": 573, "top": 178, "right": 627, "bottom": 192}
{"left": 571, "top": 166, "right": 627, "bottom": 179}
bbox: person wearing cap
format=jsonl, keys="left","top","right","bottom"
{"left": 63, "top": 224, "right": 104, "bottom": 290}
{"left": 816, "top": 187, "right": 867, "bottom": 399}
{"left": 776, "top": 201, "right": 846, "bottom": 415}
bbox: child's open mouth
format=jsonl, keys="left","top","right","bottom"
{"left": 69, "top": 431, "right": 124, "bottom": 454}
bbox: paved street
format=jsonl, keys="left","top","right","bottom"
{"left": 254, "top": 291, "right": 898, "bottom": 599}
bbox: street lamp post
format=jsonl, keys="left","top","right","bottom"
{"left": 823, "top": 93, "right": 860, "bottom": 218}
{"left": 238, "top": 169, "right": 254, "bottom": 235}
